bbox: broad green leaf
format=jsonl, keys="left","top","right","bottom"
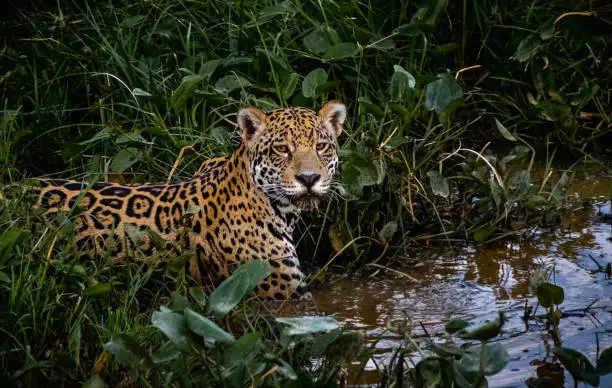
{"left": 302, "top": 68, "right": 327, "bottom": 98}
{"left": 509, "top": 170, "right": 531, "bottom": 198}
{"left": 341, "top": 151, "right": 380, "bottom": 197}
{"left": 189, "top": 287, "right": 208, "bottom": 307}
{"left": 82, "top": 375, "right": 106, "bottom": 388}
{"left": 184, "top": 308, "right": 235, "bottom": 345}
{"left": 207, "top": 261, "right": 271, "bottom": 317}
{"left": 110, "top": 148, "right": 141, "bottom": 172}
{"left": 281, "top": 73, "right": 299, "bottom": 100}
{"left": 554, "top": 347, "right": 599, "bottom": 386}
{"left": 276, "top": 358, "right": 298, "bottom": 380}
{"left": 104, "top": 334, "right": 152, "bottom": 369}
{"left": 536, "top": 283, "right": 564, "bottom": 308}
{"left": 357, "top": 96, "right": 384, "bottom": 118}
{"left": 597, "top": 346, "right": 612, "bottom": 375}
{"left": 458, "top": 343, "right": 510, "bottom": 376}
{"left": 214, "top": 74, "right": 252, "bottom": 95}
{"left": 151, "top": 341, "right": 181, "bottom": 364}
{"left": 171, "top": 74, "right": 204, "bottom": 111}
{"left": 171, "top": 292, "right": 191, "bottom": 312}
{"left": 151, "top": 310, "right": 191, "bottom": 351}
{"left": 322, "top": 42, "right": 359, "bottom": 61}
{"left": 416, "top": 357, "right": 453, "bottom": 388}
{"left": 325, "top": 331, "right": 364, "bottom": 363}
{"left": 494, "top": 118, "right": 517, "bottom": 141}
{"left": 258, "top": 1, "right": 295, "bottom": 23}
{"left": 275, "top": 316, "right": 340, "bottom": 336}
{"left": 0, "top": 271, "right": 10, "bottom": 283}
{"left": 0, "top": 228, "right": 29, "bottom": 263}
{"left": 460, "top": 312, "right": 505, "bottom": 341}
{"left": 303, "top": 28, "right": 332, "bottom": 54}
{"left": 513, "top": 35, "right": 541, "bottom": 62}
{"left": 223, "top": 332, "right": 262, "bottom": 368}
{"left": 445, "top": 319, "right": 469, "bottom": 334}
{"left": 426, "top": 170, "right": 450, "bottom": 198}
{"left": 310, "top": 328, "right": 341, "bottom": 357}
{"left": 84, "top": 283, "right": 112, "bottom": 297}
{"left": 199, "top": 59, "right": 222, "bottom": 79}
{"left": 425, "top": 74, "right": 463, "bottom": 113}
{"left": 501, "top": 145, "right": 530, "bottom": 164}
{"left": 389, "top": 64, "right": 416, "bottom": 101}
{"left": 120, "top": 15, "right": 145, "bottom": 28}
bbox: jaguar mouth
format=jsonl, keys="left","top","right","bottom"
{"left": 293, "top": 193, "right": 322, "bottom": 211}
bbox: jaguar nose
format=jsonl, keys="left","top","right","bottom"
{"left": 295, "top": 173, "right": 321, "bottom": 189}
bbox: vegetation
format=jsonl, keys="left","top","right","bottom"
{"left": 1, "top": 0, "right": 611, "bottom": 386}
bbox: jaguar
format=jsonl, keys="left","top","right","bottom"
{"left": 23, "top": 101, "right": 346, "bottom": 300}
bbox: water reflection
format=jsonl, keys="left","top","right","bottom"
{"left": 306, "top": 177, "right": 612, "bottom": 386}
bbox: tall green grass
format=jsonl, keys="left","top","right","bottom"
{"left": 1, "top": 0, "right": 611, "bottom": 385}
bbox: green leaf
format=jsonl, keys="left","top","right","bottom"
{"left": 509, "top": 170, "right": 532, "bottom": 199}
{"left": 151, "top": 341, "right": 181, "bottom": 364}
{"left": 536, "top": 283, "right": 564, "bottom": 308}
{"left": 513, "top": 35, "right": 541, "bottom": 62}
{"left": 275, "top": 316, "right": 340, "bottom": 336}
{"left": 280, "top": 73, "right": 299, "bottom": 100}
{"left": 171, "top": 292, "right": 191, "bottom": 312}
{"left": 0, "top": 271, "right": 10, "bottom": 283}
{"left": 81, "top": 375, "right": 106, "bottom": 388}
{"left": 84, "top": 283, "right": 112, "bottom": 297}
{"left": 151, "top": 310, "right": 191, "bottom": 351}
{"left": 473, "top": 224, "right": 495, "bottom": 243}
{"left": 79, "top": 127, "right": 112, "bottom": 145}
{"left": 322, "top": 42, "right": 359, "bottom": 61}
{"left": 207, "top": 261, "right": 271, "bottom": 317}
{"left": 458, "top": 343, "right": 510, "bottom": 376}
{"left": 501, "top": 145, "right": 530, "bottom": 164}
{"left": 416, "top": 357, "right": 453, "bottom": 388}
{"left": 341, "top": 151, "right": 380, "bottom": 198}
{"left": 494, "top": 118, "right": 517, "bottom": 141}
{"left": 0, "top": 228, "right": 29, "bottom": 264}
{"left": 426, "top": 170, "right": 450, "bottom": 198}
{"left": 554, "top": 347, "right": 599, "bottom": 386}
{"left": 189, "top": 287, "right": 208, "bottom": 307}
{"left": 445, "top": 319, "right": 469, "bottom": 334}
{"left": 276, "top": 358, "right": 298, "bottom": 380}
{"left": 424, "top": 74, "right": 463, "bottom": 113}
{"left": 104, "top": 334, "right": 152, "bottom": 369}
{"left": 223, "top": 332, "right": 262, "bottom": 368}
{"left": 597, "top": 346, "right": 612, "bottom": 375}
{"left": 303, "top": 28, "right": 332, "bottom": 54}
{"left": 198, "top": 59, "right": 222, "bottom": 79}
{"left": 460, "top": 312, "right": 505, "bottom": 341}
{"left": 389, "top": 64, "right": 416, "bottom": 101}
{"left": 184, "top": 308, "right": 235, "bottom": 345}
{"left": 310, "top": 328, "right": 341, "bottom": 357}
{"left": 110, "top": 148, "right": 141, "bottom": 173}
{"left": 302, "top": 68, "right": 327, "bottom": 99}
{"left": 132, "top": 88, "right": 151, "bottom": 97}
{"left": 120, "top": 15, "right": 146, "bottom": 28}
{"left": 171, "top": 74, "right": 204, "bottom": 112}
{"left": 214, "top": 74, "right": 252, "bottom": 95}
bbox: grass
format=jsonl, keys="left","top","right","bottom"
{"left": 0, "top": 0, "right": 611, "bottom": 386}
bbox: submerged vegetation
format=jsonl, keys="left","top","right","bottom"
{"left": 1, "top": 0, "right": 611, "bottom": 386}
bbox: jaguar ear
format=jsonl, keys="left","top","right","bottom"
{"left": 318, "top": 100, "right": 346, "bottom": 138}
{"left": 237, "top": 106, "right": 267, "bottom": 144}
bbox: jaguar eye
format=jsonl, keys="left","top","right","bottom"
{"left": 316, "top": 142, "right": 328, "bottom": 152}
{"left": 274, "top": 145, "right": 290, "bottom": 155}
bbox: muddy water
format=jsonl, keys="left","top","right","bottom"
{"left": 311, "top": 175, "right": 612, "bottom": 386}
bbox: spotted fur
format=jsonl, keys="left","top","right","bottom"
{"left": 29, "top": 101, "right": 346, "bottom": 300}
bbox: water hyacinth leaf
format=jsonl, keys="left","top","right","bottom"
{"left": 310, "top": 328, "right": 342, "bottom": 357}
{"left": 223, "top": 332, "right": 262, "bottom": 368}
{"left": 509, "top": 170, "right": 531, "bottom": 198}
{"left": 458, "top": 343, "right": 510, "bottom": 376}
{"left": 84, "top": 283, "right": 112, "bottom": 297}
{"left": 416, "top": 357, "right": 453, "bottom": 387}
{"left": 444, "top": 319, "right": 469, "bottom": 334}
{"left": 341, "top": 151, "right": 380, "bottom": 197}
{"left": 536, "top": 283, "right": 564, "bottom": 308}
{"left": 302, "top": 68, "right": 327, "bottom": 98}
{"left": 597, "top": 346, "right": 612, "bottom": 375}
{"left": 425, "top": 73, "right": 463, "bottom": 113}
{"left": 460, "top": 312, "right": 505, "bottom": 341}
{"left": 81, "top": 375, "right": 106, "bottom": 388}
{"left": 501, "top": 145, "right": 530, "bottom": 164}
{"left": 151, "top": 341, "right": 181, "bottom": 364}
{"left": 553, "top": 347, "right": 599, "bottom": 386}
{"left": 171, "top": 74, "right": 204, "bottom": 111}
{"left": 275, "top": 316, "right": 341, "bottom": 336}
{"left": 104, "top": 334, "right": 152, "bottom": 369}
{"left": 303, "top": 28, "right": 332, "bottom": 54}
{"left": 322, "top": 42, "right": 359, "bottom": 61}
{"left": 275, "top": 358, "right": 298, "bottom": 380}
{"left": 494, "top": 118, "right": 517, "bottom": 141}
{"left": 184, "top": 308, "right": 235, "bottom": 345}
{"left": 426, "top": 170, "right": 450, "bottom": 198}
{"left": 389, "top": 64, "right": 416, "bottom": 101}
{"left": 207, "top": 260, "right": 271, "bottom": 317}
{"left": 214, "top": 74, "right": 252, "bottom": 95}
{"left": 110, "top": 148, "right": 141, "bottom": 172}
{"left": 199, "top": 58, "right": 222, "bottom": 79}
{"left": 151, "top": 310, "right": 191, "bottom": 351}
{"left": 325, "top": 331, "right": 364, "bottom": 363}
{"left": 280, "top": 73, "right": 299, "bottom": 100}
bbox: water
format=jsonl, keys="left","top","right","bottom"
{"left": 299, "top": 174, "right": 612, "bottom": 386}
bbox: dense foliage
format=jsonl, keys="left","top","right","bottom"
{"left": 1, "top": 0, "right": 611, "bottom": 386}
